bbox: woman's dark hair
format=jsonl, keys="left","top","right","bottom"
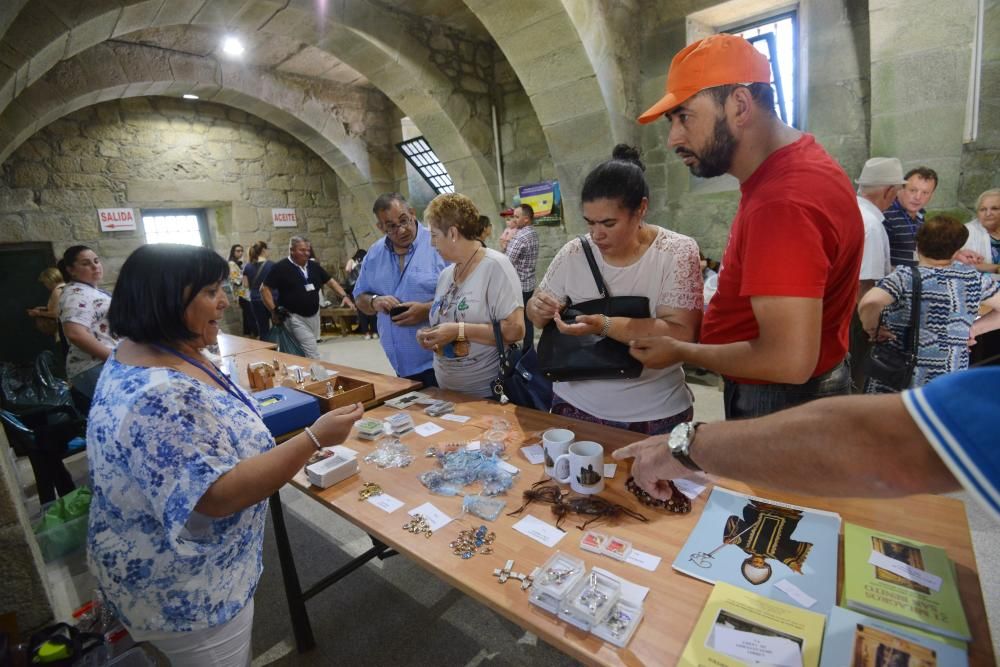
{"left": 109, "top": 244, "right": 228, "bottom": 344}
{"left": 581, "top": 144, "right": 648, "bottom": 213}
{"left": 916, "top": 215, "right": 969, "bottom": 260}
{"left": 352, "top": 248, "right": 367, "bottom": 262}
{"left": 249, "top": 240, "right": 268, "bottom": 263}
{"left": 57, "top": 245, "right": 94, "bottom": 282}
{"left": 228, "top": 244, "right": 243, "bottom": 266}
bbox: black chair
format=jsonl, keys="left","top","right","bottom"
{"left": 1, "top": 407, "right": 82, "bottom": 505}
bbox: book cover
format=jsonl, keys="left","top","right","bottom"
{"left": 673, "top": 486, "right": 841, "bottom": 612}
{"left": 819, "top": 606, "right": 968, "bottom": 667}
{"left": 680, "top": 581, "right": 826, "bottom": 667}
{"left": 842, "top": 523, "right": 971, "bottom": 641}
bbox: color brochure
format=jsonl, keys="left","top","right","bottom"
{"left": 819, "top": 606, "right": 967, "bottom": 667}
{"left": 673, "top": 486, "right": 841, "bottom": 613}
{"left": 842, "top": 522, "right": 971, "bottom": 641}
{"left": 680, "top": 581, "right": 826, "bottom": 667}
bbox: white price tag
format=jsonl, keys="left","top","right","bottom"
{"left": 625, "top": 549, "right": 661, "bottom": 572}
{"left": 441, "top": 414, "right": 471, "bottom": 423}
{"left": 497, "top": 460, "right": 520, "bottom": 475}
{"left": 466, "top": 440, "right": 481, "bottom": 451}
{"left": 774, "top": 578, "right": 817, "bottom": 608}
{"left": 408, "top": 503, "right": 453, "bottom": 532}
{"left": 511, "top": 515, "right": 565, "bottom": 547}
{"left": 604, "top": 463, "right": 617, "bottom": 479}
{"left": 673, "top": 478, "right": 707, "bottom": 500}
{"left": 712, "top": 626, "right": 803, "bottom": 667}
{"left": 520, "top": 444, "right": 545, "bottom": 465}
{"left": 414, "top": 422, "right": 445, "bottom": 437}
{"left": 367, "top": 493, "right": 404, "bottom": 513}
{"left": 868, "top": 550, "right": 942, "bottom": 592}
{"left": 593, "top": 567, "right": 649, "bottom": 604}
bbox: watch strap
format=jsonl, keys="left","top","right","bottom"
{"left": 674, "top": 421, "right": 703, "bottom": 472}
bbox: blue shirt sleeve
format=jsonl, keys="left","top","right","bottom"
{"left": 902, "top": 367, "right": 1000, "bottom": 522}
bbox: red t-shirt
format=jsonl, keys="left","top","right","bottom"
{"left": 700, "top": 134, "right": 863, "bottom": 384}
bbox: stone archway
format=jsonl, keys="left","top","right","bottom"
{"left": 0, "top": 0, "right": 501, "bottom": 217}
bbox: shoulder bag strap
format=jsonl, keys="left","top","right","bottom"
{"left": 252, "top": 260, "right": 273, "bottom": 293}
{"left": 577, "top": 235, "right": 609, "bottom": 298}
{"left": 904, "top": 266, "right": 922, "bottom": 356}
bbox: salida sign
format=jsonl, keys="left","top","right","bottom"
{"left": 98, "top": 208, "right": 137, "bottom": 232}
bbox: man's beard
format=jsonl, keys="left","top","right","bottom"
{"left": 679, "top": 115, "right": 737, "bottom": 178}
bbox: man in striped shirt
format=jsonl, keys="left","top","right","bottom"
{"left": 505, "top": 203, "right": 539, "bottom": 347}
{"left": 882, "top": 166, "right": 938, "bottom": 267}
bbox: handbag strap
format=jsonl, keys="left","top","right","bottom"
{"left": 903, "top": 266, "right": 922, "bottom": 355}
{"left": 578, "top": 235, "right": 609, "bottom": 298}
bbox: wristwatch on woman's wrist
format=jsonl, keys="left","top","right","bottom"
{"left": 456, "top": 321, "right": 466, "bottom": 342}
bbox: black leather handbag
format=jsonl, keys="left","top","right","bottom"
{"left": 490, "top": 320, "right": 553, "bottom": 410}
{"left": 864, "top": 267, "right": 922, "bottom": 391}
{"left": 536, "top": 236, "right": 649, "bottom": 382}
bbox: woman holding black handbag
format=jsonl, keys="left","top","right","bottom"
{"left": 527, "top": 145, "right": 704, "bottom": 434}
{"left": 859, "top": 215, "right": 1000, "bottom": 393}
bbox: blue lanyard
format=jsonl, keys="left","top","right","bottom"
{"left": 152, "top": 343, "right": 258, "bottom": 415}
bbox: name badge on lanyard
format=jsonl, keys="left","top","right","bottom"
{"left": 305, "top": 283, "right": 315, "bottom": 292}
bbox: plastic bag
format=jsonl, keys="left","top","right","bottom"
{"left": 0, "top": 351, "right": 74, "bottom": 412}
{"left": 34, "top": 487, "right": 92, "bottom": 533}
{"left": 264, "top": 322, "right": 306, "bottom": 357}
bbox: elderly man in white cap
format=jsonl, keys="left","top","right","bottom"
{"left": 850, "top": 157, "right": 907, "bottom": 389}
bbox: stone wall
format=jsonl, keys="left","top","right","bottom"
{"left": 958, "top": 0, "right": 1000, "bottom": 208}
{"left": 0, "top": 96, "right": 359, "bottom": 303}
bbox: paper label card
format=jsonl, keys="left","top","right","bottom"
{"left": 593, "top": 567, "right": 650, "bottom": 604}
{"left": 604, "top": 463, "right": 617, "bottom": 479}
{"left": 774, "top": 579, "right": 817, "bottom": 609}
{"left": 367, "top": 494, "right": 404, "bottom": 513}
{"left": 408, "top": 502, "right": 453, "bottom": 531}
{"left": 414, "top": 422, "right": 445, "bottom": 437}
{"left": 625, "top": 549, "right": 661, "bottom": 572}
{"left": 673, "top": 478, "right": 707, "bottom": 500}
{"left": 511, "top": 515, "right": 565, "bottom": 548}
{"left": 520, "top": 444, "right": 545, "bottom": 465}
{"left": 868, "top": 550, "right": 943, "bottom": 592}
{"left": 711, "top": 625, "right": 803, "bottom": 667}
{"left": 497, "top": 460, "right": 520, "bottom": 475}
{"left": 441, "top": 414, "right": 471, "bottom": 423}
{"left": 466, "top": 440, "right": 481, "bottom": 451}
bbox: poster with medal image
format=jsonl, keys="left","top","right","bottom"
{"left": 673, "top": 486, "right": 841, "bottom": 613}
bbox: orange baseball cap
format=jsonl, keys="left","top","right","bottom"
{"left": 637, "top": 34, "right": 771, "bottom": 124}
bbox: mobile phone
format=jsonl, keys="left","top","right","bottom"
{"left": 389, "top": 305, "right": 408, "bottom": 318}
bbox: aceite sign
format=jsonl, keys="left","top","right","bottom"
{"left": 272, "top": 208, "right": 298, "bottom": 227}
{"left": 97, "top": 208, "right": 137, "bottom": 232}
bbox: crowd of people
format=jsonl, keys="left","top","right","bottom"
{"left": 13, "top": 32, "right": 996, "bottom": 665}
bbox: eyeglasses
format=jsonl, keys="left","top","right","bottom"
{"left": 384, "top": 218, "right": 414, "bottom": 234}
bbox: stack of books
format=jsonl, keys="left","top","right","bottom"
{"left": 675, "top": 488, "right": 971, "bottom": 665}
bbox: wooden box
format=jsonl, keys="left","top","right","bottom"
{"left": 299, "top": 375, "right": 375, "bottom": 412}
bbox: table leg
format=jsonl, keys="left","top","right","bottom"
{"left": 269, "top": 492, "right": 316, "bottom": 653}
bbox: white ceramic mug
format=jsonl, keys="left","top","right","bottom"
{"left": 542, "top": 428, "right": 575, "bottom": 477}
{"left": 554, "top": 441, "right": 605, "bottom": 495}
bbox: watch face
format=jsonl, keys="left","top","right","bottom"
{"left": 669, "top": 422, "right": 693, "bottom": 455}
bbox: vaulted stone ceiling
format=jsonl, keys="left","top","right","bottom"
{"left": 0, "top": 0, "right": 633, "bottom": 225}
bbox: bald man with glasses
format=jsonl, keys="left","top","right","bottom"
{"left": 354, "top": 193, "right": 447, "bottom": 386}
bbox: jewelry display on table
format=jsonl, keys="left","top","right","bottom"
{"left": 363, "top": 434, "right": 414, "bottom": 469}
{"left": 358, "top": 481, "right": 383, "bottom": 501}
{"left": 508, "top": 481, "right": 648, "bottom": 530}
{"left": 402, "top": 513, "right": 433, "bottom": 538}
{"left": 625, "top": 476, "right": 691, "bottom": 514}
{"left": 577, "top": 572, "right": 609, "bottom": 614}
{"left": 449, "top": 525, "right": 495, "bottom": 559}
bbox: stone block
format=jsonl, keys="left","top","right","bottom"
{"left": 542, "top": 111, "right": 615, "bottom": 165}
{"left": 51, "top": 173, "right": 109, "bottom": 190}
{"left": 65, "top": 10, "right": 121, "bottom": 60}
{"left": 518, "top": 45, "right": 596, "bottom": 98}
{"left": 870, "top": 50, "right": 970, "bottom": 114}
{"left": 871, "top": 106, "right": 966, "bottom": 163}
{"left": 463, "top": 0, "right": 564, "bottom": 41}
{"left": 12, "top": 163, "right": 48, "bottom": 189}
{"left": 807, "top": 80, "right": 868, "bottom": 136}
{"left": 0, "top": 214, "right": 26, "bottom": 241}
{"left": 39, "top": 189, "right": 92, "bottom": 209}
{"left": 527, "top": 76, "right": 605, "bottom": 127}
{"left": 0, "top": 522, "right": 53, "bottom": 633}
{"left": 869, "top": 5, "right": 977, "bottom": 62}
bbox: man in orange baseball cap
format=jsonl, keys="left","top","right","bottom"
{"left": 627, "top": 34, "right": 864, "bottom": 422}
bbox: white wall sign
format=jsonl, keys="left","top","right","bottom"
{"left": 97, "top": 208, "right": 137, "bottom": 232}
{"left": 272, "top": 208, "right": 298, "bottom": 227}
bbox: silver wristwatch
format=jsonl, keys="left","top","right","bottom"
{"left": 667, "top": 421, "right": 703, "bottom": 472}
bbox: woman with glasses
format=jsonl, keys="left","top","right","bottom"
{"left": 418, "top": 193, "right": 524, "bottom": 397}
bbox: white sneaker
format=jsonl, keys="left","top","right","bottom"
{"left": 364, "top": 333, "right": 372, "bottom": 340}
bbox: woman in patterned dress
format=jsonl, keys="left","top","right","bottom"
{"left": 526, "top": 145, "right": 704, "bottom": 434}
{"left": 87, "top": 244, "right": 363, "bottom": 666}
{"left": 57, "top": 245, "right": 117, "bottom": 405}
{"left": 860, "top": 215, "right": 1000, "bottom": 393}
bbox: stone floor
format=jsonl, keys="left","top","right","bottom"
{"left": 26, "top": 333, "right": 1000, "bottom": 665}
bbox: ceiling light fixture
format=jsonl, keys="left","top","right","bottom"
{"left": 222, "top": 36, "right": 245, "bottom": 57}
{"left": 183, "top": 94, "right": 199, "bottom": 100}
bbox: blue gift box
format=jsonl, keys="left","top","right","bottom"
{"left": 253, "top": 386, "right": 320, "bottom": 437}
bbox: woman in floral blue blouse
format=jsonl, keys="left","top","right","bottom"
{"left": 87, "top": 244, "right": 363, "bottom": 666}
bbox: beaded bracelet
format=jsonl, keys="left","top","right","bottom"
{"left": 625, "top": 476, "right": 691, "bottom": 514}
{"left": 303, "top": 426, "right": 323, "bottom": 451}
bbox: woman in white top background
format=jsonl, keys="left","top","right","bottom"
{"left": 526, "top": 144, "right": 703, "bottom": 434}
{"left": 957, "top": 188, "right": 1000, "bottom": 277}
{"left": 57, "top": 245, "right": 117, "bottom": 406}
